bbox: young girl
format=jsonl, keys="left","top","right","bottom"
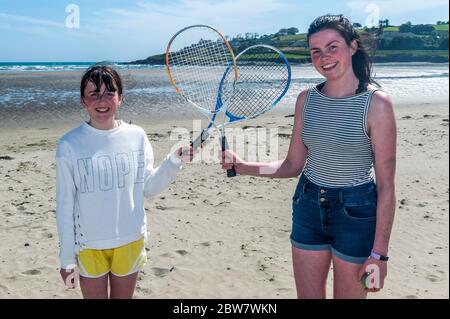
{"left": 222, "top": 15, "right": 397, "bottom": 299}
{"left": 56, "top": 66, "right": 193, "bottom": 299}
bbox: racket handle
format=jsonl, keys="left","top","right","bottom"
{"left": 221, "top": 136, "right": 237, "bottom": 178}
{"left": 191, "top": 129, "right": 210, "bottom": 150}
{"left": 227, "top": 166, "right": 237, "bottom": 177}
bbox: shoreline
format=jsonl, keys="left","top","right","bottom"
{"left": 0, "top": 61, "right": 448, "bottom": 75}
{"left": 1, "top": 64, "right": 448, "bottom": 127}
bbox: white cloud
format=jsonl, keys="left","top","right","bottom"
{"left": 0, "top": 11, "right": 86, "bottom": 39}
{"left": 0, "top": 12, "right": 63, "bottom": 28}
{"left": 90, "top": 0, "right": 291, "bottom": 38}
{"left": 0, "top": 0, "right": 302, "bottom": 61}
{"left": 78, "top": 0, "right": 295, "bottom": 60}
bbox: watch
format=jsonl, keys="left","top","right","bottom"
{"left": 370, "top": 251, "right": 389, "bottom": 261}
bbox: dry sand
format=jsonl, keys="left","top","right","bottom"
{"left": 0, "top": 102, "right": 448, "bottom": 299}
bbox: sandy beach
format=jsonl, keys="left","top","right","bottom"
{"left": 0, "top": 92, "right": 448, "bottom": 298}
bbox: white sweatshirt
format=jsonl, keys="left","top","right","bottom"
{"left": 56, "top": 122, "right": 182, "bottom": 269}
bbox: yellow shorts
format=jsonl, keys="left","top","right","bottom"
{"left": 77, "top": 238, "right": 147, "bottom": 278}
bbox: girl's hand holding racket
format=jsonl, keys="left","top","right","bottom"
{"left": 176, "top": 145, "right": 196, "bottom": 163}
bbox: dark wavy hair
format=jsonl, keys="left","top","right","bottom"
{"left": 80, "top": 65, "right": 123, "bottom": 98}
{"left": 307, "top": 14, "right": 379, "bottom": 91}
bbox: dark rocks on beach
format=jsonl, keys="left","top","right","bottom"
{"left": 0, "top": 156, "right": 14, "bottom": 160}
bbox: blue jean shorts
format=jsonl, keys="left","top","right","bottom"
{"left": 290, "top": 175, "right": 377, "bottom": 264}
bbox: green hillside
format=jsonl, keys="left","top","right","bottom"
{"left": 128, "top": 22, "right": 449, "bottom": 65}
{"left": 383, "top": 26, "right": 400, "bottom": 32}
{"left": 434, "top": 24, "right": 449, "bottom": 31}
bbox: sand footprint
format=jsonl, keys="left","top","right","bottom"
{"left": 200, "top": 242, "right": 211, "bottom": 247}
{"left": 175, "top": 250, "right": 188, "bottom": 256}
{"left": 0, "top": 284, "right": 9, "bottom": 296}
{"left": 425, "top": 273, "right": 443, "bottom": 283}
{"left": 22, "top": 269, "right": 41, "bottom": 276}
{"left": 136, "top": 286, "right": 152, "bottom": 294}
{"left": 151, "top": 267, "right": 174, "bottom": 277}
{"left": 275, "top": 287, "right": 291, "bottom": 293}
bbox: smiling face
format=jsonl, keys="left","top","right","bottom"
{"left": 81, "top": 81, "right": 122, "bottom": 130}
{"left": 308, "top": 28, "right": 357, "bottom": 81}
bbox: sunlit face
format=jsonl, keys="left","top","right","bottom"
{"left": 81, "top": 81, "right": 122, "bottom": 129}
{"left": 308, "top": 28, "right": 357, "bottom": 81}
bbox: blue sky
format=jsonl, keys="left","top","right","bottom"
{"left": 0, "top": 0, "right": 448, "bottom": 62}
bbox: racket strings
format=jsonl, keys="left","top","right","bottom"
{"left": 226, "top": 54, "right": 289, "bottom": 119}
{"left": 168, "top": 35, "right": 234, "bottom": 113}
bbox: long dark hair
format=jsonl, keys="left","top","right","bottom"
{"left": 80, "top": 65, "right": 123, "bottom": 98}
{"left": 307, "top": 14, "right": 379, "bottom": 91}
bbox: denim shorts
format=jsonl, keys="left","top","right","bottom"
{"left": 290, "top": 175, "right": 377, "bottom": 264}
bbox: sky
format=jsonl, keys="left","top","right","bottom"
{"left": 0, "top": 0, "right": 448, "bottom": 62}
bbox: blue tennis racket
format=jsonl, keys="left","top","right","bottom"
{"left": 191, "top": 44, "right": 292, "bottom": 177}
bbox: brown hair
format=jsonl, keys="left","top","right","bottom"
{"left": 80, "top": 65, "right": 123, "bottom": 98}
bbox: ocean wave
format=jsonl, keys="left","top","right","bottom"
{"left": 0, "top": 63, "right": 165, "bottom": 73}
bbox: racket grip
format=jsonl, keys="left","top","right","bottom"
{"left": 221, "top": 136, "right": 237, "bottom": 178}
{"left": 227, "top": 166, "right": 237, "bottom": 177}
{"left": 221, "top": 135, "right": 229, "bottom": 151}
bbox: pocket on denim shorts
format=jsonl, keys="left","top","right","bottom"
{"left": 292, "top": 190, "right": 307, "bottom": 205}
{"left": 342, "top": 202, "right": 377, "bottom": 221}
{"left": 292, "top": 193, "right": 299, "bottom": 205}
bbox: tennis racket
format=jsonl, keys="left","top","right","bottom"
{"left": 165, "top": 24, "right": 238, "bottom": 174}
{"left": 191, "top": 44, "right": 292, "bottom": 177}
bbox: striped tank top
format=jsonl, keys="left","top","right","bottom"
{"left": 302, "top": 84, "right": 377, "bottom": 187}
